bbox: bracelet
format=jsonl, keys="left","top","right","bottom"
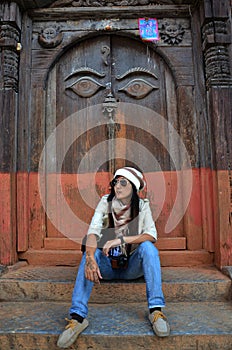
{"left": 119, "top": 236, "right": 126, "bottom": 246}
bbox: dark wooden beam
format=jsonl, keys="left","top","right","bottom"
{"left": 12, "top": 0, "right": 197, "bottom": 10}
{"left": 28, "top": 5, "right": 191, "bottom": 20}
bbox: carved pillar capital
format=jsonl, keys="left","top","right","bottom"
{"left": 0, "top": 2, "right": 22, "bottom": 91}
{"left": 201, "top": 17, "right": 232, "bottom": 87}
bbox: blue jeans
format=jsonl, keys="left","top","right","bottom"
{"left": 70, "top": 241, "right": 165, "bottom": 318}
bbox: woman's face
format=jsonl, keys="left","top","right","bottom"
{"left": 113, "top": 176, "right": 133, "bottom": 204}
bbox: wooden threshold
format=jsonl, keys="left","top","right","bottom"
{"left": 18, "top": 249, "right": 213, "bottom": 267}
{"left": 44, "top": 237, "right": 186, "bottom": 251}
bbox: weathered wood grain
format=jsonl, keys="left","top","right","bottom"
{"left": 0, "top": 173, "right": 17, "bottom": 265}
{"left": 29, "top": 6, "right": 191, "bottom": 20}
{"left": 18, "top": 249, "right": 213, "bottom": 266}
{"left": 44, "top": 236, "right": 186, "bottom": 250}
{"left": 17, "top": 172, "right": 29, "bottom": 252}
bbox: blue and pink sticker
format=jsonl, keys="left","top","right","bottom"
{"left": 138, "top": 18, "right": 160, "bottom": 42}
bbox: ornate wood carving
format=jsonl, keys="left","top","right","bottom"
{"left": 116, "top": 67, "right": 159, "bottom": 99}
{"left": 65, "top": 68, "right": 106, "bottom": 81}
{"left": 38, "top": 26, "right": 63, "bottom": 48}
{"left": 2, "top": 50, "right": 19, "bottom": 91}
{"left": 202, "top": 20, "right": 231, "bottom": 86}
{"left": 159, "top": 21, "right": 185, "bottom": 45}
{"left": 66, "top": 76, "right": 106, "bottom": 97}
{"left": 118, "top": 78, "right": 158, "bottom": 99}
{"left": 102, "top": 93, "right": 118, "bottom": 175}
{"left": 116, "top": 67, "right": 158, "bottom": 80}
{"left": 50, "top": 0, "right": 177, "bottom": 7}
{"left": 12, "top": 0, "right": 197, "bottom": 8}
{"left": 101, "top": 45, "right": 110, "bottom": 66}
{"left": 0, "top": 23, "right": 21, "bottom": 91}
{"left": 0, "top": 24, "right": 20, "bottom": 46}
{"left": 65, "top": 67, "right": 106, "bottom": 97}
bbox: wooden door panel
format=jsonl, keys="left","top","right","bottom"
{"left": 112, "top": 36, "right": 162, "bottom": 112}
{"left": 45, "top": 34, "right": 185, "bottom": 241}
{"left": 55, "top": 35, "right": 111, "bottom": 173}
{"left": 111, "top": 36, "right": 174, "bottom": 171}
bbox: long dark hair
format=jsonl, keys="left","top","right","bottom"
{"left": 107, "top": 179, "right": 140, "bottom": 235}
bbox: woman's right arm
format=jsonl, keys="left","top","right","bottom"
{"left": 84, "top": 195, "right": 109, "bottom": 283}
{"left": 85, "top": 234, "right": 102, "bottom": 284}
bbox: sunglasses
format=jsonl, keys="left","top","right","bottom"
{"left": 111, "top": 178, "right": 130, "bottom": 187}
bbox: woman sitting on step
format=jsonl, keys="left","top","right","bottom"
{"left": 57, "top": 166, "right": 170, "bottom": 349}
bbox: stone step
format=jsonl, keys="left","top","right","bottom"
{"left": 0, "top": 265, "right": 231, "bottom": 303}
{"left": 0, "top": 300, "right": 232, "bottom": 350}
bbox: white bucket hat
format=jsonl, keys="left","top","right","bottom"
{"left": 113, "top": 167, "right": 145, "bottom": 191}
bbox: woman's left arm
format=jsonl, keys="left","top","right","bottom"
{"left": 102, "top": 233, "right": 154, "bottom": 256}
{"left": 123, "top": 233, "right": 155, "bottom": 244}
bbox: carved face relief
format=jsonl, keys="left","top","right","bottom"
{"left": 159, "top": 22, "right": 185, "bottom": 45}
{"left": 65, "top": 66, "right": 158, "bottom": 100}
{"left": 57, "top": 35, "right": 161, "bottom": 118}
{"left": 165, "top": 24, "right": 180, "bottom": 38}
{"left": 38, "top": 26, "right": 63, "bottom": 48}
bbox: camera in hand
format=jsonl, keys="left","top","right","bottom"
{"left": 117, "top": 254, "right": 128, "bottom": 268}
{"left": 110, "top": 254, "right": 128, "bottom": 269}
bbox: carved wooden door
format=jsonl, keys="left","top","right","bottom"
{"left": 45, "top": 34, "right": 187, "bottom": 251}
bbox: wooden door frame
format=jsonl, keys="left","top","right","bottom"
{"left": 0, "top": 1, "right": 228, "bottom": 267}
{"left": 18, "top": 10, "right": 208, "bottom": 256}
{"left": 18, "top": 7, "right": 209, "bottom": 259}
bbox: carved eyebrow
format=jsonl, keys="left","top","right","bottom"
{"left": 65, "top": 67, "right": 106, "bottom": 81}
{"left": 116, "top": 67, "right": 158, "bottom": 80}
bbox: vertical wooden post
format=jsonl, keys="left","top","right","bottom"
{"left": 201, "top": 0, "right": 232, "bottom": 267}
{"left": 176, "top": 86, "right": 203, "bottom": 251}
{"left": 0, "top": 2, "right": 21, "bottom": 265}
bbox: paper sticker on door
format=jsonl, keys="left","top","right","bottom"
{"left": 138, "top": 18, "right": 160, "bottom": 41}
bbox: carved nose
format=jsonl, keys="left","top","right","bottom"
{"left": 102, "top": 93, "right": 117, "bottom": 107}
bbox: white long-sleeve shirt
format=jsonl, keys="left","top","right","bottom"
{"left": 87, "top": 195, "right": 157, "bottom": 242}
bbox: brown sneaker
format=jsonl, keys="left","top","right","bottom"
{"left": 57, "top": 318, "right": 89, "bottom": 348}
{"left": 148, "top": 310, "right": 170, "bottom": 337}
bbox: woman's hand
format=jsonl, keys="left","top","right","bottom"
{"left": 103, "top": 238, "right": 121, "bottom": 256}
{"left": 85, "top": 252, "right": 102, "bottom": 284}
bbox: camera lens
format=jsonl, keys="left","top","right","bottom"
{"left": 118, "top": 255, "right": 127, "bottom": 268}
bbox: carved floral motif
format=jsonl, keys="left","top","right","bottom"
{"left": 50, "top": 0, "right": 175, "bottom": 7}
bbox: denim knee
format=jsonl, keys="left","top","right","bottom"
{"left": 138, "top": 241, "right": 159, "bottom": 258}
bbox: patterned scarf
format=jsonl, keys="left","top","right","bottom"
{"left": 111, "top": 197, "right": 131, "bottom": 238}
